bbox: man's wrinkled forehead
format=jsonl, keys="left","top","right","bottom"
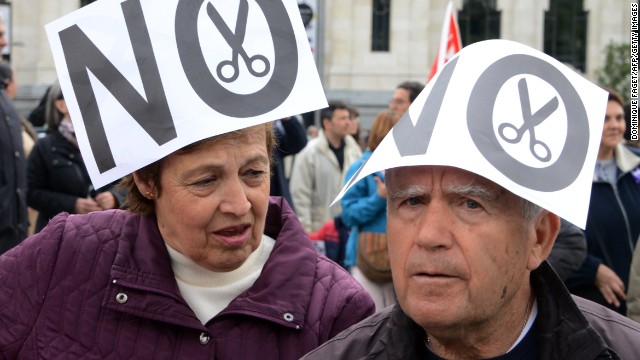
{"left": 387, "top": 165, "right": 506, "bottom": 195}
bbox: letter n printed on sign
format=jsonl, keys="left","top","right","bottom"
{"left": 46, "top": 0, "right": 326, "bottom": 188}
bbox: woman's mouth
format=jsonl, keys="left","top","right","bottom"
{"left": 213, "top": 224, "right": 251, "bottom": 248}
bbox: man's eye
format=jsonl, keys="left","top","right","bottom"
{"left": 405, "top": 197, "right": 422, "bottom": 206}
{"left": 465, "top": 199, "right": 480, "bottom": 209}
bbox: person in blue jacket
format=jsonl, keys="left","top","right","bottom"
{"left": 341, "top": 110, "right": 399, "bottom": 311}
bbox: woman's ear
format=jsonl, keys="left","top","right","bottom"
{"left": 527, "top": 211, "right": 561, "bottom": 271}
{"left": 132, "top": 171, "right": 156, "bottom": 198}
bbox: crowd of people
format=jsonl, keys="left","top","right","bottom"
{"left": 1, "top": 7, "right": 640, "bottom": 359}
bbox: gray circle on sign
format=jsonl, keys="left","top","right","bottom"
{"left": 175, "top": 0, "right": 297, "bottom": 118}
{"left": 467, "top": 54, "right": 589, "bottom": 192}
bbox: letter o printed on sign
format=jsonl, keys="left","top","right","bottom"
{"left": 467, "top": 54, "right": 590, "bottom": 192}
{"left": 175, "top": 0, "right": 298, "bottom": 118}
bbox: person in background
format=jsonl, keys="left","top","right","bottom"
{"left": 628, "top": 235, "right": 640, "bottom": 323}
{"left": 0, "top": 15, "right": 28, "bottom": 255}
{"left": 341, "top": 110, "right": 399, "bottom": 311}
{"left": 0, "top": 62, "right": 38, "bottom": 157}
{"left": 307, "top": 215, "right": 349, "bottom": 266}
{"left": 0, "top": 123, "right": 375, "bottom": 358}
{"left": 270, "top": 116, "right": 307, "bottom": 210}
{"left": 306, "top": 124, "right": 318, "bottom": 139}
{"left": 547, "top": 219, "right": 587, "bottom": 282}
{"left": 389, "top": 81, "right": 424, "bottom": 117}
{"left": 347, "top": 106, "right": 365, "bottom": 151}
{"left": 0, "top": 62, "right": 39, "bottom": 236}
{"left": 27, "top": 85, "right": 51, "bottom": 129}
{"left": 567, "top": 88, "right": 640, "bottom": 315}
{"left": 289, "top": 100, "right": 362, "bottom": 232}
{"left": 0, "top": 65, "right": 38, "bottom": 148}
{"left": 26, "top": 81, "right": 125, "bottom": 233}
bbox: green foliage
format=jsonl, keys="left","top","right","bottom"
{"left": 596, "top": 42, "right": 631, "bottom": 103}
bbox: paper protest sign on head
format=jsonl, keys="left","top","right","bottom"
{"left": 337, "top": 40, "right": 607, "bottom": 229}
{"left": 45, "top": 0, "right": 326, "bottom": 188}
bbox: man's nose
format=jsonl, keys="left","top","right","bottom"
{"left": 414, "top": 200, "right": 455, "bottom": 251}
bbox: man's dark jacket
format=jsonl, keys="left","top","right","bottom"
{"left": 301, "top": 261, "right": 640, "bottom": 360}
{"left": 547, "top": 218, "right": 587, "bottom": 282}
{"left": 270, "top": 118, "right": 307, "bottom": 210}
{"left": 0, "top": 90, "right": 27, "bottom": 254}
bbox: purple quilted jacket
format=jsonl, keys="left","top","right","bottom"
{"left": 0, "top": 197, "right": 374, "bottom": 359}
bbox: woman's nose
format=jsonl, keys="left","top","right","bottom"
{"left": 219, "top": 178, "right": 251, "bottom": 216}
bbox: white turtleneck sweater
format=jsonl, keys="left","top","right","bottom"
{"left": 165, "top": 235, "right": 276, "bottom": 325}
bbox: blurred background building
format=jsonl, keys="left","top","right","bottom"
{"left": 4, "top": 0, "right": 636, "bottom": 129}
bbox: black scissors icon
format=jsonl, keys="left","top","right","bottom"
{"left": 207, "top": 0, "right": 271, "bottom": 83}
{"left": 498, "top": 78, "right": 558, "bottom": 162}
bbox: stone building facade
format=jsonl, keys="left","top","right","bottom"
{"left": 6, "top": 0, "right": 635, "bottom": 128}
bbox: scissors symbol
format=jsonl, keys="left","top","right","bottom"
{"left": 207, "top": 0, "right": 271, "bottom": 83}
{"left": 498, "top": 78, "right": 558, "bottom": 162}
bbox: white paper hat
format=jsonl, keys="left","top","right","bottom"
{"left": 336, "top": 39, "right": 607, "bottom": 229}
{"left": 45, "top": 0, "right": 327, "bottom": 188}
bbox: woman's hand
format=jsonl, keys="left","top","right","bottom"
{"left": 595, "top": 263, "right": 626, "bottom": 308}
{"left": 75, "top": 197, "right": 102, "bottom": 214}
{"left": 95, "top": 192, "right": 117, "bottom": 210}
{"left": 373, "top": 175, "right": 387, "bottom": 198}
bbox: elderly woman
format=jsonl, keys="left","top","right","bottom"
{"left": 0, "top": 123, "right": 374, "bottom": 358}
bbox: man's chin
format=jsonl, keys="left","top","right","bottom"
{"left": 402, "top": 298, "right": 462, "bottom": 327}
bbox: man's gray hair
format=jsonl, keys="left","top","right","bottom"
{"left": 521, "top": 199, "right": 543, "bottom": 221}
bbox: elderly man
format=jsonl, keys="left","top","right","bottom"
{"left": 302, "top": 40, "right": 640, "bottom": 359}
{"left": 303, "top": 165, "right": 639, "bottom": 359}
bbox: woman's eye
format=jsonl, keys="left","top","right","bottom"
{"left": 193, "top": 177, "right": 216, "bottom": 187}
{"left": 245, "top": 169, "right": 267, "bottom": 179}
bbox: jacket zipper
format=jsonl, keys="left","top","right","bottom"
{"left": 611, "top": 183, "right": 634, "bottom": 253}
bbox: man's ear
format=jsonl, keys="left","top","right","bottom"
{"left": 527, "top": 211, "right": 561, "bottom": 271}
{"left": 321, "top": 117, "right": 331, "bottom": 129}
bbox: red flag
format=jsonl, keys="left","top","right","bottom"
{"left": 427, "top": 2, "right": 462, "bottom": 82}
